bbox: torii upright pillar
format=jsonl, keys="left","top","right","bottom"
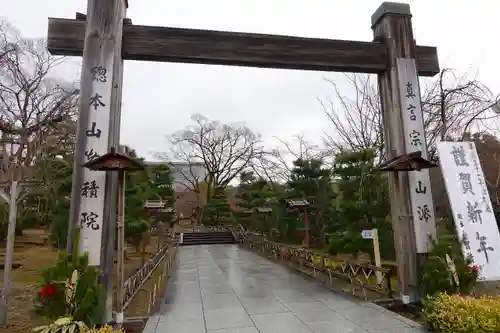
{"left": 372, "top": 3, "right": 438, "bottom": 303}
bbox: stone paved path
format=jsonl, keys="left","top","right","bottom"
{"left": 144, "top": 244, "right": 426, "bottom": 333}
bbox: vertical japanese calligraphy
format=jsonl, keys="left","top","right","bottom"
{"left": 396, "top": 58, "right": 437, "bottom": 253}
{"left": 437, "top": 141, "right": 500, "bottom": 281}
{"left": 78, "top": 56, "right": 114, "bottom": 265}
{"left": 469, "top": 141, "right": 493, "bottom": 213}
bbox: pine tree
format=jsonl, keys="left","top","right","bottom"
{"left": 329, "top": 149, "right": 394, "bottom": 259}
{"left": 286, "top": 158, "right": 336, "bottom": 244}
{"left": 234, "top": 171, "right": 275, "bottom": 233}
{"left": 202, "top": 187, "right": 233, "bottom": 225}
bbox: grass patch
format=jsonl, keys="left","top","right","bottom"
{"left": 0, "top": 229, "right": 163, "bottom": 333}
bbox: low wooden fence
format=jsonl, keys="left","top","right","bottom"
{"left": 122, "top": 241, "right": 178, "bottom": 310}
{"left": 230, "top": 226, "right": 395, "bottom": 300}
{"left": 145, "top": 244, "right": 178, "bottom": 315}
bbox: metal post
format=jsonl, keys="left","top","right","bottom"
{"left": 115, "top": 171, "right": 126, "bottom": 325}
{"left": 0, "top": 181, "right": 18, "bottom": 325}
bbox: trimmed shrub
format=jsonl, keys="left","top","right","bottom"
{"left": 423, "top": 293, "right": 500, "bottom": 332}
{"left": 86, "top": 325, "right": 124, "bottom": 333}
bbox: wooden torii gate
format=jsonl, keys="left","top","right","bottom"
{"left": 47, "top": 0, "right": 440, "bottom": 318}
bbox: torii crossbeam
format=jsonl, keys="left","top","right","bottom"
{"left": 47, "top": 15, "right": 439, "bottom": 76}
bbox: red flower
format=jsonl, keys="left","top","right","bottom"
{"left": 40, "top": 283, "right": 57, "bottom": 296}
{"left": 470, "top": 265, "right": 481, "bottom": 272}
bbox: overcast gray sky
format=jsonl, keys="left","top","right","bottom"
{"left": 2, "top": 0, "right": 499, "bottom": 159}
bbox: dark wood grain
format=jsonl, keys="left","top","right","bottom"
{"left": 47, "top": 18, "right": 439, "bottom": 76}
{"left": 75, "top": 12, "right": 132, "bottom": 25}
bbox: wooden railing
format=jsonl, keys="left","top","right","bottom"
{"left": 230, "top": 226, "right": 395, "bottom": 300}
{"left": 122, "top": 241, "right": 178, "bottom": 310}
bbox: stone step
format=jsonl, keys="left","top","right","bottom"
{"left": 179, "top": 231, "right": 237, "bottom": 246}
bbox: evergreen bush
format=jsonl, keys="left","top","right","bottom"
{"left": 420, "top": 233, "right": 479, "bottom": 297}
{"left": 34, "top": 238, "right": 106, "bottom": 326}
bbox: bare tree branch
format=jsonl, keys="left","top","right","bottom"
{"left": 320, "top": 74, "right": 384, "bottom": 159}
{"left": 422, "top": 69, "right": 500, "bottom": 153}
{"left": 0, "top": 19, "right": 78, "bottom": 180}
{"left": 251, "top": 134, "right": 328, "bottom": 186}
{"left": 157, "top": 114, "right": 263, "bottom": 197}
{"left": 321, "top": 70, "right": 500, "bottom": 161}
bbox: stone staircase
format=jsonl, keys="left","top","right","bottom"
{"left": 177, "top": 231, "right": 237, "bottom": 246}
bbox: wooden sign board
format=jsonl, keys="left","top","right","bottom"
{"left": 361, "top": 230, "right": 374, "bottom": 239}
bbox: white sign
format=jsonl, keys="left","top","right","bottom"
{"left": 437, "top": 141, "right": 500, "bottom": 281}
{"left": 361, "top": 229, "right": 383, "bottom": 284}
{"left": 361, "top": 230, "right": 374, "bottom": 239}
{"left": 78, "top": 58, "right": 114, "bottom": 265}
{"left": 397, "top": 58, "right": 437, "bottom": 253}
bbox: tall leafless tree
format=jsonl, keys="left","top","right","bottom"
{"left": 423, "top": 69, "right": 500, "bottom": 150}
{"left": 0, "top": 20, "right": 78, "bottom": 180}
{"left": 320, "top": 74, "right": 383, "bottom": 157}
{"left": 157, "top": 114, "right": 263, "bottom": 200}
{"left": 321, "top": 70, "right": 500, "bottom": 161}
{"left": 251, "top": 133, "right": 328, "bottom": 186}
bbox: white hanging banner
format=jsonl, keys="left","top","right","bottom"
{"left": 396, "top": 58, "right": 437, "bottom": 253}
{"left": 78, "top": 59, "right": 113, "bottom": 265}
{"left": 437, "top": 141, "right": 500, "bottom": 281}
